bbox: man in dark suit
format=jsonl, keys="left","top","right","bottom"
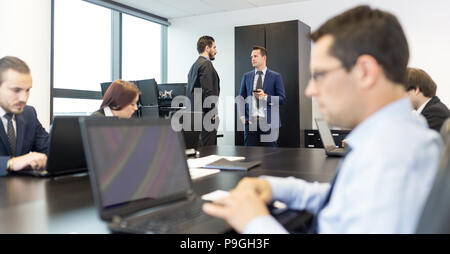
{"left": 238, "top": 46, "right": 286, "bottom": 147}
{"left": 405, "top": 67, "right": 450, "bottom": 132}
{"left": 0, "top": 56, "right": 49, "bottom": 176}
{"left": 187, "top": 36, "right": 220, "bottom": 146}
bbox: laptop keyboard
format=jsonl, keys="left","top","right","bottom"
{"left": 123, "top": 198, "right": 211, "bottom": 233}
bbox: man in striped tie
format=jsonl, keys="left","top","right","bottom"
{"left": 0, "top": 56, "right": 49, "bottom": 176}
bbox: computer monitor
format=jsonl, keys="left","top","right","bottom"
{"left": 136, "top": 79, "right": 159, "bottom": 106}
{"left": 157, "top": 83, "right": 187, "bottom": 107}
{"left": 100, "top": 82, "right": 112, "bottom": 97}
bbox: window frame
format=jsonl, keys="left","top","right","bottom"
{"left": 50, "top": 0, "right": 169, "bottom": 121}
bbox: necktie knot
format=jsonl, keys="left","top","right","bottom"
{"left": 4, "top": 113, "right": 13, "bottom": 121}
{"left": 256, "top": 71, "right": 263, "bottom": 76}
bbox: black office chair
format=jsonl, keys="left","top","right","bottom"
{"left": 416, "top": 135, "right": 450, "bottom": 233}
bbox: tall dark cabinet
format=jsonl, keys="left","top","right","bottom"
{"left": 234, "top": 20, "right": 312, "bottom": 147}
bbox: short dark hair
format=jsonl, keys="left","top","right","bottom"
{"left": 405, "top": 67, "right": 437, "bottom": 97}
{"left": 197, "top": 36, "right": 215, "bottom": 54}
{"left": 252, "top": 46, "right": 267, "bottom": 57}
{"left": 0, "top": 56, "right": 31, "bottom": 85}
{"left": 101, "top": 80, "right": 141, "bottom": 111}
{"left": 310, "top": 5, "right": 409, "bottom": 84}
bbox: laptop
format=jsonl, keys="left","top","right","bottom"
{"left": 79, "top": 117, "right": 230, "bottom": 234}
{"left": 315, "top": 118, "right": 346, "bottom": 157}
{"left": 10, "top": 116, "right": 87, "bottom": 177}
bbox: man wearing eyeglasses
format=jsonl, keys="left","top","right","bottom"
{"left": 203, "top": 5, "right": 442, "bottom": 233}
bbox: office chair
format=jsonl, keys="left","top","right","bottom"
{"left": 415, "top": 136, "right": 450, "bottom": 233}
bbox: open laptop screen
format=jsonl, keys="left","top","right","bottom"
{"left": 85, "top": 122, "right": 191, "bottom": 209}
{"left": 315, "top": 118, "right": 338, "bottom": 150}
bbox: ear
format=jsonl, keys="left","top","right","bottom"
{"left": 413, "top": 87, "right": 421, "bottom": 95}
{"left": 353, "top": 54, "right": 380, "bottom": 90}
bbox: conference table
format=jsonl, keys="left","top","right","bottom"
{"left": 0, "top": 146, "right": 340, "bottom": 234}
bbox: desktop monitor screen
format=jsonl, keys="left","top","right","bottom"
{"left": 136, "top": 79, "right": 159, "bottom": 106}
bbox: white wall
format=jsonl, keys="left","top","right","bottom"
{"left": 168, "top": 0, "right": 450, "bottom": 145}
{"left": 0, "top": 0, "right": 51, "bottom": 130}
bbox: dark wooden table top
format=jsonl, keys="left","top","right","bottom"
{"left": 0, "top": 146, "right": 340, "bottom": 233}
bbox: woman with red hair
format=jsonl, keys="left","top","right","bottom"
{"left": 92, "top": 80, "right": 140, "bottom": 118}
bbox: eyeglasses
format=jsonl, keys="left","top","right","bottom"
{"left": 310, "top": 66, "right": 344, "bottom": 82}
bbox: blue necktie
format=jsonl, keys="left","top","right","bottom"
{"left": 309, "top": 146, "right": 352, "bottom": 233}
{"left": 4, "top": 113, "right": 16, "bottom": 155}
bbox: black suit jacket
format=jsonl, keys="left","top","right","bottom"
{"left": 91, "top": 108, "right": 106, "bottom": 117}
{"left": 0, "top": 106, "right": 49, "bottom": 176}
{"left": 421, "top": 96, "right": 450, "bottom": 132}
{"left": 187, "top": 56, "right": 220, "bottom": 114}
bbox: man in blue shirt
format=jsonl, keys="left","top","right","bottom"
{"left": 203, "top": 5, "right": 443, "bottom": 233}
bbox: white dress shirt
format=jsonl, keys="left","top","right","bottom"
{"left": 0, "top": 107, "right": 17, "bottom": 136}
{"left": 103, "top": 106, "right": 114, "bottom": 117}
{"left": 244, "top": 97, "right": 443, "bottom": 234}
{"left": 251, "top": 67, "right": 267, "bottom": 118}
{"left": 416, "top": 97, "right": 432, "bottom": 114}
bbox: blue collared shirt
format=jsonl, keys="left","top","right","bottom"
{"left": 243, "top": 97, "right": 443, "bottom": 234}
{"left": 200, "top": 55, "right": 210, "bottom": 61}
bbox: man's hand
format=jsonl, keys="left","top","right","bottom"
{"left": 202, "top": 189, "right": 270, "bottom": 233}
{"left": 253, "top": 89, "right": 266, "bottom": 99}
{"left": 233, "top": 177, "right": 272, "bottom": 203}
{"left": 9, "top": 152, "right": 47, "bottom": 171}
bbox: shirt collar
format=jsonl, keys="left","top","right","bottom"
{"left": 416, "top": 97, "right": 432, "bottom": 114}
{"left": 0, "top": 107, "right": 15, "bottom": 120}
{"left": 200, "top": 55, "right": 210, "bottom": 61}
{"left": 345, "top": 97, "right": 413, "bottom": 149}
{"left": 104, "top": 106, "right": 114, "bottom": 117}
{"left": 255, "top": 67, "right": 267, "bottom": 75}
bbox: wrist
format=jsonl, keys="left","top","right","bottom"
{"left": 7, "top": 157, "right": 15, "bottom": 173}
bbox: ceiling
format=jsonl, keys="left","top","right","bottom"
{"left": 112, "top": 0, "right": 310, "bottom": 20}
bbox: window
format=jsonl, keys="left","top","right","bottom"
{"left": 122, "top": 13, "right": 162, "bottom": 82}
{"left": 53, "top": 0, "right": 110, "bottom": 116}
{"left": 53, "top": 98, "right": 102, "bottom": 116}
{"left": 52, "top": 0, "right": 167, "bottom": 118}
{"left": 53, "top": 0, "right": 111, "bottom": 92}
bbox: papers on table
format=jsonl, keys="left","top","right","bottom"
{"left": 188, "top": 155, "right": 246, "bottom": 180}
{"left": 189, "top": 168, "right": 220, "bottom": 180}
{"left": 201, "top": 190, "right": 230, "bottom": 201}
{"left": 201, "top": 189, "right": 288, "bottom": 212}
